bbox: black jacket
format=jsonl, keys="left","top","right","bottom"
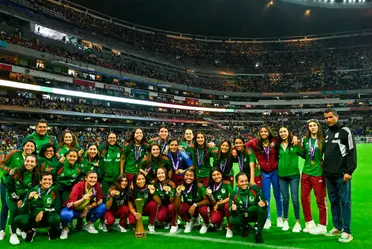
{"left": 324, "top": 123, "right": 357, "bottom": 177}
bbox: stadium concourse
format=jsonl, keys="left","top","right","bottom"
{"left": 0, "top": 0, "right": 371, "bottom": 248}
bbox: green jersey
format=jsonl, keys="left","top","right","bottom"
{"left": 140, "top": 156, "right": 171, "bottom": 183}
{"left": 211, "top": 149, "right": 234, "bottom": 177}
{"left": 154, "top": 181, "right": 176, "bottom": 206}
{"left": 56, "top": 144, "right": 82, "bottom": 158}
{"left": 23, "top": 131, "right": 56, "bottom": 155}
{"left": 55, "top": 161, "right": 81, "bottom": 189}
{"left": 235, "top": 150, "right": 256, "bottom": 176}
{"left": 180, "top": 141, "right": 195, "bottom": 157}
{"left": 229, "top": 184, "right": 265, "bottom": 213}
{"left": 20, "top": 185, "right": 60, "bottom": 215}
{"left": 180, "top": 183, "right": 206, "bottom": 204}
{"left": 38, "top": 156, "right": 59, "bottom": 176}
{"left": 207, "top": 182, "right": 232, "bottom": 205}
{"left": 135, "top": 187, "right": 152, "bottom": 207}
{"left": 278, "top": 144, "right": 302, "bottom": 177}
{"left": 191, "top": 147, "right": 213, "bottom": 178}
{"left": 123, "top": 142, "right": 150, "bottom": 174}
{"left": 100, "top": 145, "right": 123, "bottom": 182}
{"left": 302, "top": 138, "right": 325, "bottom": 177}
{"left": 6, "top": 171, "right": 35, "bottom": 201}
{"left": 79, "top": 156, "right": 101, "bottom": 179}
{"left": 0, "top": 150, "right": 24, "bottom": 184}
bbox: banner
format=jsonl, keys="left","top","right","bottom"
{"left": 105, "top": 84, "right": 125, "bottom": 92}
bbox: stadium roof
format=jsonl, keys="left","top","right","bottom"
{"left": 71, "top": 0, "right": 372, "bottom": 38}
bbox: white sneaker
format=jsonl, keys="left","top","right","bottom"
{"left": 148, "top": 225, "right": 155, "bottom": 234}
{"left": 309, "top": 225, "right": 327, "bottom": 235}
{"left": 21, "top": 232, "right": 27, "bottom": 240}
{"left": 9, "top": 234, "right": 20, "bottom": 245}
{"left": 338, "top": 232, "right": 353, "bottom": 243}
{"left": 282, "top": 220, "right": 289, "bottom": 231}
{"left": 0, "top": 230, "right": 5, "bottom": 240}
{"left": 164, "top": 223, "right": 171, "bottom": 230}
{"left": 83, "top": 223, "right": 98, "bottom": 234}
{"left": 102, "top": 224, "right": 108, "bottom": 233}
{"left": 177, "top": 218, "right": 181, "bottom": 225}
{"left": 325, "top": 227, "right": 343, "bottom": 237}
{"left": 226, "top": 227, "right": 233, "bottom": 238}
{"left": 98, "top": 222, "right": 104, "bottom": 230}
{"left": 115, "top": 224, "right": 127, "bottom": 233}
{"left": 60, "top": 228, "right": 69, "bottom": 240}
{"left": 264, "top": 219, "right": 271, "bottom": 230}
{"left": 199, "top": 223, "right": 209, "bottom": 234}
{"left": 292, "top": 222, "right": 302, "bottom": 233}
{"left": 303, "top": 220, "right": 316, "bottom": 233}
{"left": 16, "top": 228, "right": 22, "bottom": 236}
{"left": 169, "top": 225, "right": 178, "bottom": 234}
{"left": 277, "top": 217, "right": 284, "bottom": 228}
{"left": 184, "top": 221, "right": 194, "bottom": 233}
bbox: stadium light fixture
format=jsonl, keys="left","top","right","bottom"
{"left": 0, "top": 79, "right": 232, "bottom": 113}
{"left": 305, "top": 9, "right": 311, "bottom": 16}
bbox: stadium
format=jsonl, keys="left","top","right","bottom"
{"left": 0, "top": 0, "right": 371, "bottom": 248}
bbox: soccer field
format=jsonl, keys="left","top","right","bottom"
{"left": 0, "top": 144, "right": 371, "bottom": 249}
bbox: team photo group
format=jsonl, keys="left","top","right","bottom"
{"left": 0, "top": 108, "right": 356, "bottom": 245}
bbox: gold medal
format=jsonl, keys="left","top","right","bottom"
{"left": 115, "top": 190, "right": 120, "bottom": 196}
{"left": 33, "top": 194, "right": 39, "bottom": 199}
{"left": 135, "top": 163, "right": 138, "bottom": 168}
{"left": 311, "top": 161, "right": 315, "bottom": 165}
{"left": 244, "top": 212, "right": 248, "bottom": 218}
{"left": 198, "top": 170, "right": 201, "bottom": 175}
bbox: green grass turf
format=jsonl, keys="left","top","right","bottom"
{"left": 0, "top": 144, "right": 371, "bottom": 248}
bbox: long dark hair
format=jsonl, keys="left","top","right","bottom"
{"left": 305, "top": 119, "right": 324, "bottom": 153}
{"left": 22, "top": 140, "right": 37, "bottom": 156}
{"left": 257, "top": 125, "right": 275, "bottom": 152}
{"left": 182, "top": 169, "right": 198, "bottom": 203}
{"left": 234, "top": 136, "right": 246, "bottom": 153}
{"left": 131, "top": 172, "right": 147, "bottom": 200}
{"left": 215, "top": 139, "right": 233, "bottom": 173}
{"left": 145, "top": 144, "right": 163, "bottom": 169}
{"left": 39, "top": 143, "right": 56, "bottom": 159}
{"left": 154, "top": 167, "right": 169, "bottom": 185}
{"left": 182, "top": 129, "right": 195, "bottom": 142}
{"left": 208, "top": 167, "right": 224, "bottom": 189}
{"left": 126, "top": 128, "right": 146, "bottom": 144}
{"left": 16, "top": 154, "right": 39, "bottom": 186}
{"left": 86, "top": 143, "right": 100, "bottom": 161}
{"left": 113, "top": 173, "right": 130, "bottom": 192}
{"left": 278, "top": 126, "right": 294, "bottom": 149}
{"left": 193, "top": 132, "right": 210, "bottom": 167}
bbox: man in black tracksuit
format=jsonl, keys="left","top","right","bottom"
{"left": 323, "top": 108, "right": 357, "bottom": 243}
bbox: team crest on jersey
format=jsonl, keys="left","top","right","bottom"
{"left": 144, "top": 193, "right": 148, "bottom": 199}
{"left": 221, "top": 189, "right": 226, "bottom": 194}
{"left": 46, "top": 198, "right": 52, "bottom": 204}
{"left": 117, "top": 153, "right": 120, "bottom": 158}
{"left": 249, "top": 196, "right": 255, "bottom": 202}
{"left": 72, "top": 174, "right": 77, "bottom": 178}
{"left": 335, "top": 132, "right": 339, "bottom": 138}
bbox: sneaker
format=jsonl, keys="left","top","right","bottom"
{"left": 292, "top": 222, "right": 302, "bottom": 233}
{"left": 115, "top": 224, "right": 127, "bottom": 233}
{"left": 169, "top": 225, "right": 178, "bottom": 234}
{"left": 184, "top": 221, "right": 194, "bottom": 233}
{"left": 60, "top": 228, "right": 69, "bottom": 240}
{"left": 164, "top": 223, "right": 171, "bottom": 230}
{"left": 75, "top": 219, "right": 84, "bottom": 231}
{"left": 98, "top": 222, "right": 104, "bottom": 231}
{"left": 255, "top": 233, "right": 264, "bottom": 243}
{"left": 83, "top": 223, "right": 98, "bottom": 234}
{"left": 241, "top": 224, "right": 251, "bottom": 237}
{"left": 325, "top": 228, "right": 343, "bottom": 237}
{"left": 22, "top": 232, "right": 27, "bottom": 240}
{"left": 309, "top": 225, "right": 327, "bottom": 235}
{"left": 282, "top": 220, "right": 289, "bottom": 231}
{"left": 148, "top": 225, "right": 155, "bottom": 234}
{"left": 177, "top": 218, "right": 181, "bottom": 225}
{"left": 303, "top": 220, "right": 316, "bottom": 233}
{"left": 264, "top": 219, "right": 271, "bottom": 230}
{"left": 226, "top": 227, "right": 233, "bottom": 238}
{"left": 102, "top": 224, "right": 108, "bottom": 233}
{"left": 277, "top": 217, "right": 284, "bottom": 228}
{"left": 0, "top": 230, "right": 5, "bottom": 240}
{"left": 48, "top": 229, "right": 57, "bottom": 241}
{"left": 9, "top": 234, "right": 20, "bottom": 245}
{"left": 16, "top": 228, "right": 22, "bottom": 236}
{"left": 199, "top": 223, "right": 209, "bottom": 234}
{"left": 215, "top": 224, "right": 222, "bottom": 231}
{"left": 338, "top": 232, "right": 353, "bottom": 243}
{"left": 25, "top": 230, "right": 35, "bottom": 243}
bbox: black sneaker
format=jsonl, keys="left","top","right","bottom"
{"left": 75, "top": 218, "right": 84, "bottom": 231}
{"left": 25, "top": 230, "right": 35, "bottom": 243}
{"left": 48, "top": 229, "right": 57, "bottom": 241}
{"left": 241, "top": 224, "right": 251, "bottom": 237}
{"left": 255, "top": 233, "right": 263, "bottom": 243}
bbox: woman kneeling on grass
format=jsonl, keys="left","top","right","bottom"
{"left": 60, "top": 170, "right": 106, "bottom": 239}
{"left": 103, "top": 173, "right": 133, "bottom": 232}
{"left": 229, "top": 172, "right": 268, "bottom": 243}
{"left": 175, "top": 169, "right": 210, "bottom": 234}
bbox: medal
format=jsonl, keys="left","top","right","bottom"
{"left": 196, "top": 148, "right": 204, "bottom": 172}
{"left": 308, "top": 138, "right": 318, "bottom": 165}
{"left": 238, "top": 153, "right": 244, "bottom": 172}
{"left": 170, "top": 153, "right": 181, "bottom": 171}
{"left": 244, "top": 212, "right": 249, "bottom": 218}
{"left": 158, "top": 139, "right": 167, "bottom": 153}
{"left": 134, "top": 145, "right": 142, "bottom": 166}
{"left": 263, "top": 145, "right": 270, "bottom": 162}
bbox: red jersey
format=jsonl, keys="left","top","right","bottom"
{"left": 247, "top": 138, "right": 279, "bottom": 173}
{"left": 66, "top": 181, "right": 104, "bottom": 209}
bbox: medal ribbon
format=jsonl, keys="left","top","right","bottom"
{"left": 213, "top": 182, "right": 222, "bottom": 193}
{"left": 37, "top": 187, "right": 51, "bottom": 199}
{"left": 308, "top": 138, "right": 318, "bottom": 161}
{"left": 220, "top": 158, "right": 227, "bottom": 172}
{"left": 170, "top": 153, "right": 181, "bottom": 171}
{"left": 196, "top": 148, "right": 204, "bottom": 170}
{"left": 238, "top": 188, "right": 249, "bottom": 213}
{"left": 158, "top": 139, "right": 167, "bottom": 153}
{"left": 134, "top": 145, "right": 142, "bottom": 163}
{"left": 238, "top": 153, "right": 244, "bottom": 172}
{"left": 263, "top": 146, "right": 270, "bottom": 162}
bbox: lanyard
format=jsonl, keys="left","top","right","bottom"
{"left": 37, "top": 187, "right": 51, "bottom": 199}
{"left": 196, "top": 148, "right": 204, "bottom": 169}
{"left": 134, "top": 144, "right": 142, "bottom": 163}
{"left": 220, "top": 158, "right": 227, "bottom": 172}
{"left": 238, "top": 152, "right": 244, "bottom": 172}
{"left": 308, "top": 138, "right": 318, "bottom": 161}
{"left": 237, "top": 188, "right": 249, "bottom": 212}
{"left": 170, "top": 153, "right": 180, "bottom": 171}
{"left": 263, "top": 146, "right": 270, "bottom": 162}
{"left": 213, "top": 182, "right": 222, "bottom": 193}
{"left": 158, "top": 139, "right": 167, "bottom": 153}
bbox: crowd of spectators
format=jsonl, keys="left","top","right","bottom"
{"left": 0, "top": 0, "right": 371, "bottom": 93}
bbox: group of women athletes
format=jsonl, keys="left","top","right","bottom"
{"left": 0, "top": 120, "right": 328, "bottom": 245}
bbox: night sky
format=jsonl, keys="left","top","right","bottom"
{"left": 70, "top": 0, "right": 372, "bottom": 37}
